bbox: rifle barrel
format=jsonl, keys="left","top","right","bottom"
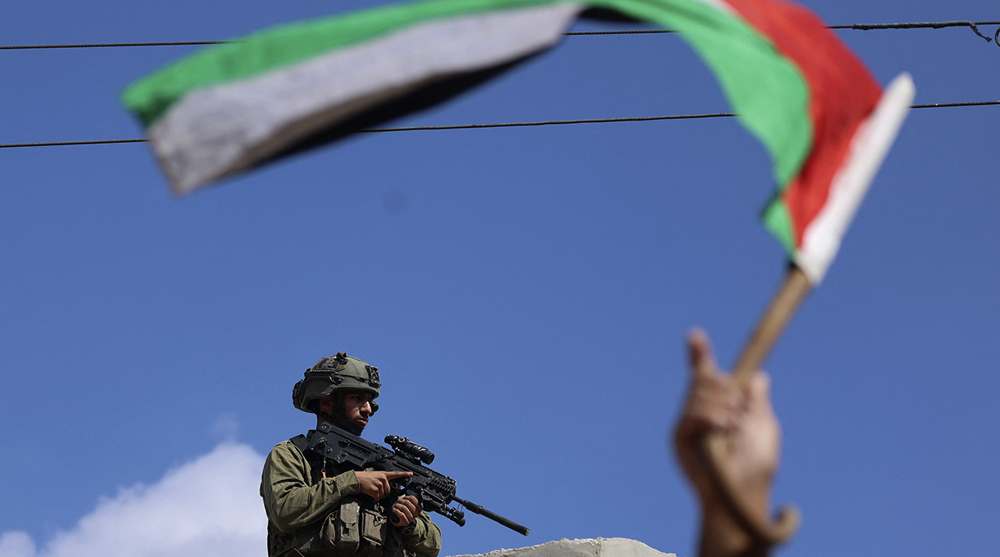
{"left": 452, "top": 496, "right": 530, "bottom": 536}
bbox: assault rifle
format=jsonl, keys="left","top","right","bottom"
{"left": 306, "top": 422, "right": 530, "bottom": 536}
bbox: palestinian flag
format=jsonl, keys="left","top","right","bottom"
{"left": 122, "top": 0, "right": 913, "bottom": 281}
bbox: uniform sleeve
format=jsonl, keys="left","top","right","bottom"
{"left": 401, "top": 511, "right": 442, "bottom": 557}
{"left": 260, "top": 441, "right": 362, "bottom": 532}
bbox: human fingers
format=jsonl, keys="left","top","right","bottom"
{"left": 686, "top": 328, "right": 719, "bottom": 379}
{"left": 744, "top": 372, "right": 778, "bottom": 433}
{"left": 399, "top": 495, "right": 421, "bottom": 512}
{"left": 743, "top": 372, "right": 781, "bottom": 467}
{"left": 357, "top": 472, "right": 392, "bottom": 500}
{"left": 383, "top": 471, "right": 414, "bottom": 480}
{"left": 683, "top": 331, "right": 742, "bottom": 432}
{"left": 745, "top": 372, "right": 773, "bottom": 414}
{"left": 393, "top": 496, "right": 420, "bottom": 526}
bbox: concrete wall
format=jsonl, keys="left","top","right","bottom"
{"left": 451, "top": 538, "right": 676, "bottom": 557}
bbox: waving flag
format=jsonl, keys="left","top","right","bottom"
{"left": 122, "top": 0, "right": 912, "bottom": 279}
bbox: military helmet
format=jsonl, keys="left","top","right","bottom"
{"left": 292, "top": 352, "right": 381, "bottom": 413}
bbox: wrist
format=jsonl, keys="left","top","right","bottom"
{"left": 398, "top": 517, "right": 422, "bottom": 537}
{"left": 699, "top": 505, "right": 769, "bottom": 557}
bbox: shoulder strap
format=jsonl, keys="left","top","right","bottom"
{"left": 289, "top": 433, "right": 329, "bottom": 481}
{"left": 289, "top": 434, "right": 309, "bottom": 454}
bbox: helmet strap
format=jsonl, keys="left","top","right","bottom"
{"left": 316, "top": 394, "right": 365, "bottom": 435}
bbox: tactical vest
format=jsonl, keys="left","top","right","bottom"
{"left": 267, "top": 434, "right": 411, "bottom": 557}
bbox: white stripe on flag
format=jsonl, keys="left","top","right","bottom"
{"left": 150, "top": 2, "right": 584, "bottom": 194}
{"left": 796, "top": 73, "right": 914, "bottom": 283}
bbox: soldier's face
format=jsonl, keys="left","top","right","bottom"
{"left": 341, "top": 391, "right": 374, "bottom": 431}
{"left": 320, "top": 391, "right": 374, "bottom": 434}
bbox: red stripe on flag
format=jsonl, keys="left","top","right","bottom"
{"left": 725, "top": 0, "right": 881, "bottom": 246}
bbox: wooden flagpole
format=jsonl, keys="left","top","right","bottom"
{"left": 699, "top": 265, "right": 811, "bottom": 546}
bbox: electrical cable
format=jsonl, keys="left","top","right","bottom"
{"left": 1, "top": 101, "right": 996, "bottom": 149}
{"left": 2, "top": 20, "right": 999, "bottom": 49}
{"left": 0, "top": 138, "right": 147, "bottom": 148}
{"left": 0, "top": 41, "right": 229, "bottom": 50}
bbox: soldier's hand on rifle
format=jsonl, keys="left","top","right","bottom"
{"left": 673, "top": 329, "right": 781, "bottom": 557}
{"left": 391, "top": 495, "right": 423, "bottom": 528}
{"left": 356, "top": 470, "right": 413, "bottom": 501}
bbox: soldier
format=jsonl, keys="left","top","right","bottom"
{"left": 261, "top": 352, "right": 442, "bottom": 557}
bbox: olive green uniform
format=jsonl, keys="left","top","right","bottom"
{"left": 261, "top": 436, "right": 442, "bottom": 557}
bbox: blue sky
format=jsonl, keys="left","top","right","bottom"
{"left": 1, "top": 1, "right": 997, "bottom": 556}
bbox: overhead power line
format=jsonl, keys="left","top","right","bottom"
{"left": 831, "top": 20, "right": 1000, "bottom": 44}
{"left": 0, "top": 138, "right": 148, "bottom": 148}
{"left": 0, "top": 40, "right": 228, "bottom": 50}
{"left": 1, "top": 101, "right": 997, "bottom": 150}
{"left": 569, "top": 20, "right": 1000, "bottom": 43}
{"left": 1, "top": 20, "right": 999, "bottom": 50}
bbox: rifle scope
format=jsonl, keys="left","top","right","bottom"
{"left": 385, "top": 434, "right": 435, "bottom": 464}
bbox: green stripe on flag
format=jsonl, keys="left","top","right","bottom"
{"left": 761, "top": 196, "right": 795, "bottom": 255}
{"left": 122, "top": 0, "right": 571, "bottom": 126}
{"left": 597, "top": 0, "right": 812, "bottom": 189}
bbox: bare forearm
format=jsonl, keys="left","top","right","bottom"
{"left": 699, "top": 507, "right": 768, "bottom": 557}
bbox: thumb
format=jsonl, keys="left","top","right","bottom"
{"left": 745, "top": 372, "right": 774, "bottom": 414}
{"left": 687, "top": 328, "right": 719, "bottom": 378}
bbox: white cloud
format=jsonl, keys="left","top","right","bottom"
{"left": 211, "top": 413, "right": 241, "bottom": 442}
{"left": 0, "top": 532, "right": 35, "bottom": 557}
{"left": 0, "top": 443, "right": 267, "bottom": 557}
